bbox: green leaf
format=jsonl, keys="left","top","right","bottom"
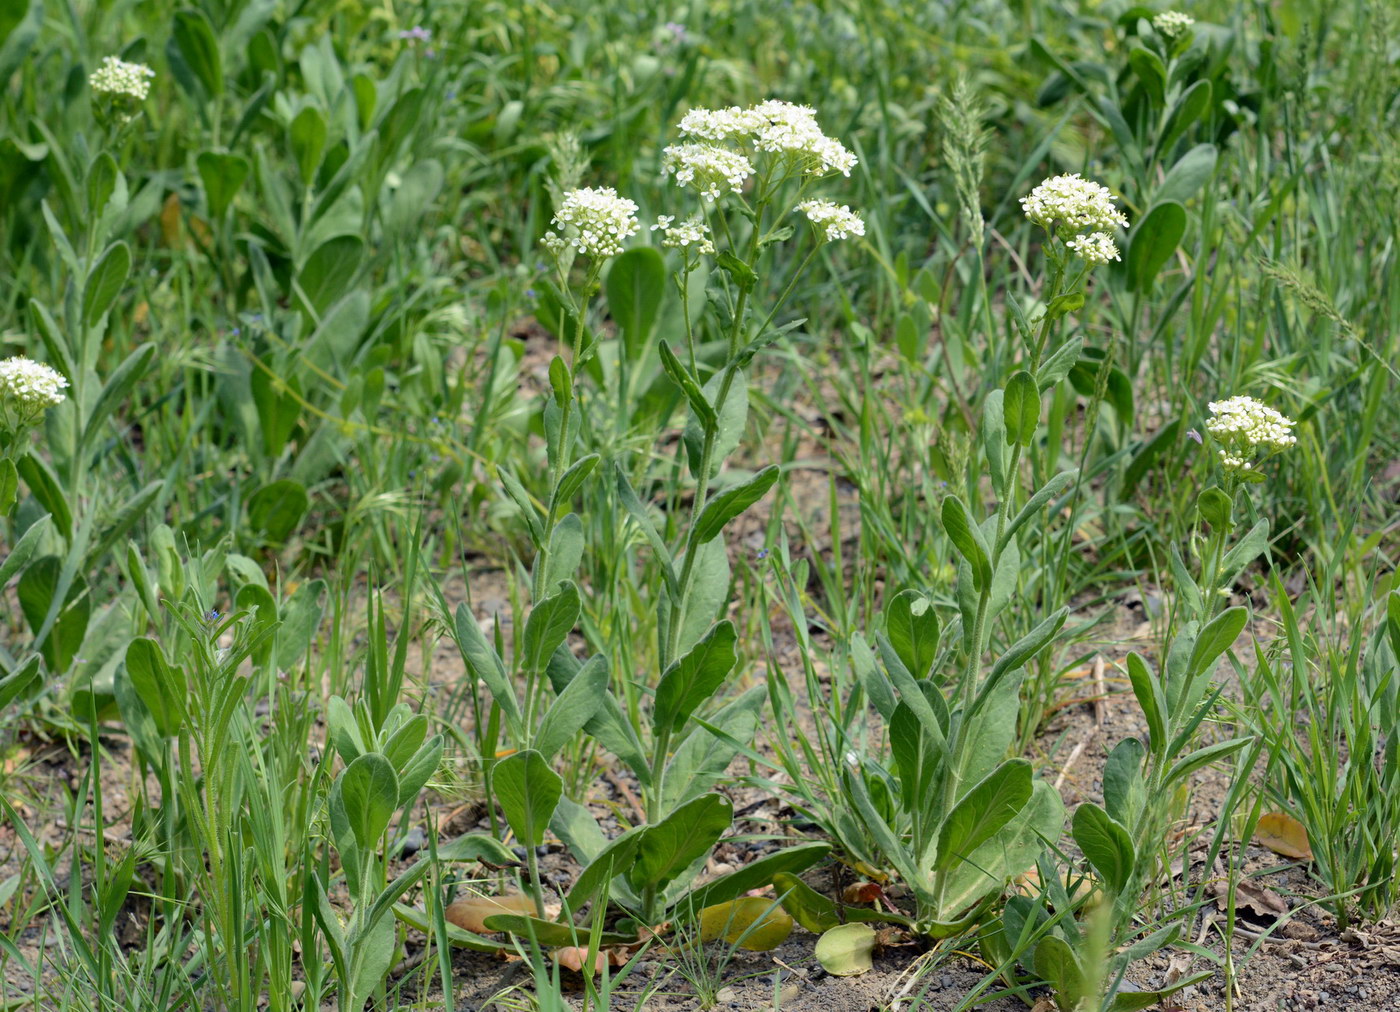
{"left": 1037, "top": 335, "right": 1083, "bottom": 391}
{"left": 493, "top": 750, "right": 562, "bottom": 849}
{"left": 1128, "top": 43, "right": 1166, "bottom": 106}
{"left": 1156, "top": 144, "right": 1217, "bottom": 206}
{"left": 83, "top": 342, "right": 154, "bottom": 449}
{"left": 297, "top": 236, "right": 363, "bottom": 316}
{"left": 989, "top": 607, "right": 1068, "bottom": 684}
{"left": 815, "top": 923, "right": 875, "bottom": 976}
{"left": 289, "top": 106, "right": 328, "bottom": 187}
{"left": 658, "top": 341, "right": 716, "bottom": 430}
{"left": 1126, "top": 652, "right": 1165, "bottom": 748}
{"left": 395, "top": 735, "right": 443, "bottom": 807}
{"left": 0, "top": 458, "right": 16, "bottom": 516}
{"left": 653, "top": 620, "right": 738, "bottom": 734}
{"left": 549, "top": 453, "right": 598, "bottom": 513}
{"left": 1186, "top": 606, "right": 1247, "bottom": 684}
{"left": 627, "top": 793, "right": 732, "bottom": 893}
{"left": 1072, "top": 802, "right": 1135, "bottom": 895}
{"left": 692, "top": 465, "right": 779, "bottom": 545}
{"left": 1164, "top": 736, "right": 1253, "bottom": 789}
{"left": 437, "top": 833, "right": 520, "bottom": 867}
{"left": 337, "top": 753, "right": 400, "bottom": 852}
{"left": 1159, "top": 80, "right": 1212, "bottom": 155}
{"left": 941, "top": 496, "right": 991, "bottom": 593}
{"left": 685, "top": 843, "right": 832, "bottom": 913}
{"left": 0, "top": 515, "right": 49, "bottom": 587}
{"left": 1108, "top": 974, "right": 1215, "bottom": 1012}
{"left": 715, "top": 250, "right": 757, "bottom": 291}
{"left": 249, "top": 360, "right": 301, "bottom": 458}
{"left": 124, "top": 638, "right": 186, "bottom": 738}
{"left": 197, "top": 151, "right": 249, "bottom": 218}
{"left": 82, "top": 242, "right": 130, "bottom": 329}
{"left": 542, "top": 513, "right": 585, "bottom": 588}
{"left": 521, "top": 581, "right": 580, "bottom": 674}
{"left": 886, "top": 589, "right": 940, "bottom": 680}
{"left": 935, "top": 760, "right": 1033, "bottom": 872}
{"left": 247, "top": 479, "right": 309, "bottom": 542}
{"left": 1195, "top": 485, "right": 1233, "bottom": 531}
{"left": 1126, "top": 201, "right": 1186, "bottom": 293}
{"left": 17, "top": 557, "right": 89, "bottom": 672}
{"left": 684, "top": 368, "right": 748, "bottom": 480}
{"left": 1002, "top": 371, "right": 1041, "bottom": 447}
{"left": 614, "top": 465, "right": 678, "bottom": 596}
{"left": 1102, "top": 737, "right": 1147, "bottom": 828}
{"left": 452, "top": 602, "right": 520, "bottom": 725}
{"left": 533, "top": 654, "right": 607, "bottom": 759}
{"left": 1034, "top": 935, "right": 1086, "bottom": 1010}
{"left": 170, "top": 8, "right": 223, "bottom": 98}
{"left": 606, "top": 247, "right": 666, "bottom": 360}
{"left": 563, "top": 825, "right": 647, "bottom": 910}
{"left": 999, "top": 469, "right": 1078, "bottom": 553}
{"left": 0, "top": 656, "right": 41, "bottom": 710}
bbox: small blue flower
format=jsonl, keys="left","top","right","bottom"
{"left": 756, "top": 548, "right": 769, "bottom": 560}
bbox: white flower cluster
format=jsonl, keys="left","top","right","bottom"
{"left": 89, "top": 55, "right": 155, "bottom": 101}
{"left": 661, "top": 143, "right": 754, "bottom": 200}
{"left": 651, "top": 215, "right": 715, "bottom": 254}
{"left": 1021, "top": 173, "right": 1130, "bottom": 235}
{"left": 1065, "top": 231, "right": 1120, "bottom": 265}
{"left": 0, "top": 356, "right": 68, "bottom": 435}
{"left": 544, "top": 187, "right": 641, "bottom": 259}
{"left": 674, "top": 99, "right": 857, "bottom": 178}
{"left": 1205, "top": 395, "right": 1296, "bottom": 474}
{"left": 1153, "top": 11, "right": 1195, "bottom": 38}
{"left": 796, "top": 199, "right": 865, "bottom": 242}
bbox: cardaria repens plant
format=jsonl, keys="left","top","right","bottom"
{"left": 445, "top": 99, "right": 860, "bottom": 938}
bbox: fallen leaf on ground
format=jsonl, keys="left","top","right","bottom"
{"left": 1212, "top": 878, "right": 1288, "bottom": 922}
{"left": 445, "top": 894, "right": 535, "bottom": 933}
{"left": 553, "top": 946, "right": 607, "bottom": 974}
{"left": 815, "top": 922, "right": 875, "bottom": 976}
{"left": 1255, "top": 812, "right": 1312, "bottom": 860}
{"left": 699, "top": 897, "right": 794, "bottom": 950}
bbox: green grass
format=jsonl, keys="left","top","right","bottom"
{"left": 1, "top": 0, "right": 1397, "bottom": 1009}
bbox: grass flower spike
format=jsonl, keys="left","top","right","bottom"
{"left": 1206, "top": 395, "right": 1296, "bottom": 474}
{"left": 545, "top": 187, "right": 640, "bottom": 258}
{"left": 1153, "top": 11, "right": 1195, "bottom": 38}
{"left": 662, "top": 143, "right": 754, "bottom": 200}
{"left": 1066, "top": 231, "right": 1121, "bottom": 265}
{"left": 89, "top": 55, "right": 155, "bottom": 124}
{"left": 796, "top": 199, "right": 865, "bottom": 241}
{"left": 1021, "top": 173, "right": 1129, "bottom": 235}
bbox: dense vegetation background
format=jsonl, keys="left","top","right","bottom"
{"left": 0, "top": 0, "right": 1397, "bottom": 1009}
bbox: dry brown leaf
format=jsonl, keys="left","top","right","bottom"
{"left": 1255, "top": 812, "right": 1312, "bottom": 860}
{"left": 842, "top": 882, "right": 882, "bottom": 905}
{"left": 552, "top": 946, "right": 607, "bottom": 975}
{"left": 444, "top": 893, "right": 535, "bottom": 933}
{"left": 1213, "top": 878, "right": 1288, "bottom": 922}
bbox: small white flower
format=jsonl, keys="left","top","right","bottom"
{"left": 675, "top": 100, "right": 857, "bottom": 177}
{"left": 1153, "top": 11, "right": 1195, "bottom": 38}
{"left": 545, "top": 187, "right": 641, "bottom": 258}
{"left": 1065, "top": 231, "right": 1121, "bottom": 265}
{"left": 89, "top": 56, "right": 155, "bottom": 123}
{"left": 655, "top": 216, "right": 715, "bottom": 255}
{"left": 796, "top": 199, "right": 865, "bottom": 242}
{"left": 749, "top": 100, "right": 857, "bottom": 176}
{"left": 0, "top": 356, "right": 69, "bottom": 437}
{"left": 1205, "top": 395, "right": 1296, "bottom": 474}
{"left": 662, "top": 143, "right": 754, "bottom": 200}
{"left": 676, "top": 105, "right": 760, "bottom": 142}
{"left": 1020, "top": 173, "right": 1129, "bottom": 234}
